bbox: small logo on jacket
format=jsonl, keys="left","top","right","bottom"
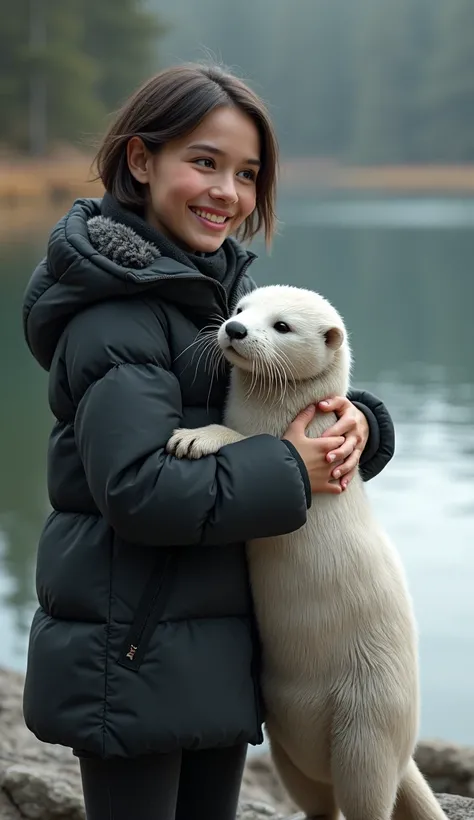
{"left": 126, "top": 644, "right": 138, "bottom": 661}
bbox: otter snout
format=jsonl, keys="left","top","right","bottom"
{"left": 225, "top": 321, "right": 247, "bottom": 340}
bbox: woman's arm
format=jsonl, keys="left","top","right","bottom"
{"left": 66, "top": 300, "right": 309, "bottom": 547}
{"left": 348, "top": 389, "right": 395, "bottom": 481}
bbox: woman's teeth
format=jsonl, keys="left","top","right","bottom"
{"left": 192, "top": 208, "right": 228, "bottom": 224}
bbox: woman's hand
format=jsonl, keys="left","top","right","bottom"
{"left": 318, "top": 396, "right": 369, "bottom": 489}
{"left": 283, "top": 405, "right": 345, "bottom": 495}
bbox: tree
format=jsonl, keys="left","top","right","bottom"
{"left": 420, "top": 0, "right": 474, "bottom": 161}
{"left": 0, "top": 0, "right": 30, "bottom": 147}
{"left": 82, "top": 0, "right": 166, "bottom": 114}
{"left": 268, "top": 0, "right": 359, "bottom": 157}
{"left": 350, "top": 0, "right": 432, "bottom": 164}
{"left": 46, "top": 0, "right": 104, "bottom": 147}
{"left": 0, "top": 0, "right": 164, "bottom": 154}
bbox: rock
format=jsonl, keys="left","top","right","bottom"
{"left": 0, "top": 791, "right": 22, "bottom": 820}
{"left": 415, "top": 740, "right": 474, "bottom": 797}
{"left": 242, "top": 754, "right": 296, "bottom": 813}
{"left": 0, "top": 666, "right": 474, "bottom": 819}
{"left": 244, "top": 744, "right": 474, "bottom": 812}
{"left": 437, "top": 793, "right": 474, "bottom": 819}
{"left": 1, "top": 766, "right": 84, "bottom": 819}
{"left": 237, "top": 802, "right": 285, "bottom": 819}
{"left": 0, "top": 668, "right": 84, "bottom": 819}
{"left": 250, "top": 793, "right": 474, "bottom": 819}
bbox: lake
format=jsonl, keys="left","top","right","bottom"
{"left": 1, "top": 194, "right": 474, "bottom": 744}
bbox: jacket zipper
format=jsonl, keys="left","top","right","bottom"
{"left": 118, "top": 552, "right": 176, "bottom": 671}
{"left": 119, "top": 260, "right": 257, "bottom": 673}
{"left": 126, "top": 271, "right": 228, "bottom": 316}
{"left": 127, "top": 254, "right": 257, "bottom": 320}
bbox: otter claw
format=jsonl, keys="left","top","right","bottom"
{"left": 166, "top": 427, "right": 222, "bottom": 459}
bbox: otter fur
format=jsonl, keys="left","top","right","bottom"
{"left": 166, "top": 285, "right": 447, "bottom": 820}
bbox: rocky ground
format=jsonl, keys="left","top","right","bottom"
{"left": 0, "top": 667, "right": 473, "bottom": 819}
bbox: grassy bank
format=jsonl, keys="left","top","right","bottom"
{"left": 0, "top": 156, "right": 101, "bottom": 240}
{"left": 0, "top": 156, "right": 102, "bottom": 204}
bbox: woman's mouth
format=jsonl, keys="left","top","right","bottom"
{"left": 189, "top": 207, "right": 231, "bottom": 231}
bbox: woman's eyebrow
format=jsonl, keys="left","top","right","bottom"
{"left": 186, "top": 143, "right": 261, "bottom": 167}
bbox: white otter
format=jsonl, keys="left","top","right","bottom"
{"left": 167, "top": 285, "right": 447, "bottom": 820}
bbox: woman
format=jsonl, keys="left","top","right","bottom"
{"left": 22, "top": 63, "right": 394, "bottom": 820}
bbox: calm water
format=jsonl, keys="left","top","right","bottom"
{"left": 1, "top": 195, "right": 474, "bottom": 743}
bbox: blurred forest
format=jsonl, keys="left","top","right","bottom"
{"left": 0, "top": 0, "right": 164, "bottom": 153}
{"left": 2, "top": 0, "right": 474, "bottom": 163}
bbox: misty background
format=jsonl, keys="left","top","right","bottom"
{"left": 1, "top": 0, "right": 474, "bottom": 748}
{"left": 2, "top": 0, "right": 474, "bottom": 162}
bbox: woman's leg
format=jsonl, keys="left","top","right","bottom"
{"left": 79, "top": 750, "right": 182, "bottom": 820}
{"left": 175, "top": 743, "right": 248, "bottom": 820}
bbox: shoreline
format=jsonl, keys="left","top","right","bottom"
{"left": 279, "top": 158, "right": 474, "bottom": 192}
{"left": 0, "top": 664, "right": 473, "bottom": 818}
{"left": 3, "top": 155, "right": 474, "bottom": 202}
{"left": 3, "top": 156, "right": 474, "bottom": 242}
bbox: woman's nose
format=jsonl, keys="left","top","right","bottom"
{"left": 209, "top": 177, "right": 238, "bottom": 204}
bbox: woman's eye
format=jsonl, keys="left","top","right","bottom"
{"left": 274, "top": 321, "right": 291, "bottom": 334}
{"left": 194, "top": 158, "right": 215, "bottom": 169}
{"left": 238, "top": 169, "right": 256, "bottom": 181}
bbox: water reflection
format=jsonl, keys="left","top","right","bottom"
{"left": 281, "top": 196, "right": 474, "bottom": 229}
{"left": 1, "top": 241, "right": 51, "bottom": 666}
{"left": 1, "top": 197, "right": 473, "bottom": 741}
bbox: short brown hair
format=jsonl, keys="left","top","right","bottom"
{"left": 94, "top": 64, "right": 279, "bottom": 245}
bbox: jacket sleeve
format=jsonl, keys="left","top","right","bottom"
{"left": 348, "top": 388, "right": 395, "bottom": 482}
{"left": 66, "top": 302, "right": 308, "bottom": 547}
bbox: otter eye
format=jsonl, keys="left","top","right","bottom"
{"left": 274, "top": 321, "right": 291, "bottom": 334}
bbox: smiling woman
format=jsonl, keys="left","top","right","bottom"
{"left": 124, "top": 107, "right": 261, "bottom": 253}
{"left": 21, "top": 62, "right": 395, "bottom": 820}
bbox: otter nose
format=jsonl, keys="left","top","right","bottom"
{"left": 225, "top": 321, "right": 248, "bottom": 340}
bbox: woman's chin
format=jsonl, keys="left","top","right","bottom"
{"left": 186, "top": 226, "right": 229, "bottom": 254}
{"left": 196, "top": 239, "right": 227, "bottom": 253}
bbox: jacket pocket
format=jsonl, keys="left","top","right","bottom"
{"left": 117, "top": 550, "right": 177, "bottom": 671}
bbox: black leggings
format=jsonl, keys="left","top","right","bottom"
{"left": 79, "top": 744, "right": 248, "bottom": 820}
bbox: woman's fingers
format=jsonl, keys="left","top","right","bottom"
{"left": 325, "top": 434, "right": 358, "bottom": 464}
{"left": 333, "top": 449, "right": 361, "bottom": 480}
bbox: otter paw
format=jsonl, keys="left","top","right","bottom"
{"left": 166, "top": 425, "right": 243, "bottom": 459}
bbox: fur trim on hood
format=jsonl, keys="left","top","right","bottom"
{"left": 87, "top": 216, "right": 161, "bottom": 269}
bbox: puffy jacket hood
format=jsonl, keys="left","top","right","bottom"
{"left": 23, "top": 197, "right": 255, "bottom": 371}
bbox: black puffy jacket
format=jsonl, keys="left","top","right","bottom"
{"left": 22, "top": 198, "right": 395, "bottom": 759}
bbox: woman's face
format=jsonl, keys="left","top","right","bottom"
{"left": 127, "top": 106, "right": 261, "bottom": 253}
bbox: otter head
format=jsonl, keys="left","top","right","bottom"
{"left": 218, "top": 285, "right": 351, "bottom": 383}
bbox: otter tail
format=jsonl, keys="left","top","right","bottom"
{"left": 392, "top": 758, "right": 447, "bottom": 820}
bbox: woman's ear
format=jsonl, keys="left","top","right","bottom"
{"left": 127, "top": 136, "right": 150, "bottom": 184}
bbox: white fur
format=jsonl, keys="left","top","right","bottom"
{"left": 167, "top": 285, "right": 447, "bottom": 820}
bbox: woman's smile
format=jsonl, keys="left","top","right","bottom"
{"left": 188, "top": 205, "right": 233, "bottom": 232}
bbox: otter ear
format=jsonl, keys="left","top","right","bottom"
{"left": 324, "top": 326, "right": 344, "bottom": 350}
